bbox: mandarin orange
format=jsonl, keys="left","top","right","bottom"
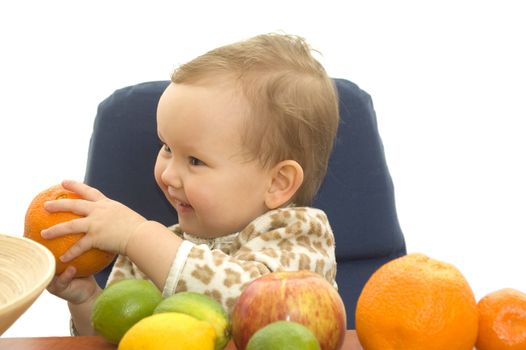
{"left": 24, "top": 184, "right": 115, "bottom": 277}
{"left": 476, "top": 288, "right": 526, "bottom": 350}
{"left": 355, "top": 253, "right": 478, "bottom": 350}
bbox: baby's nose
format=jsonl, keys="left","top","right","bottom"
{"left": 161, "top": 166, "right": 183, "bottom": 189}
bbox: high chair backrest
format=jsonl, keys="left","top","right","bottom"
{"left": 85, "top": 79, "right": 406, "bottom": 328}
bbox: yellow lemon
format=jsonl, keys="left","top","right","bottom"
{"left": 154, "top": 291, "right": 231, "bottom": 350}
{"left": 118, "top": 312, "right": 216, "bottom": 350}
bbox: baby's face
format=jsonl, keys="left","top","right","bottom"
{"left": 154, "top": 82, "right": 272, "bottom": 238}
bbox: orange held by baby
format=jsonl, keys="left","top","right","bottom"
{"left": 24, "top": 184, "right": 115, "bottom": 277}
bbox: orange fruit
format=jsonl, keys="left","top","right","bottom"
{"left": 355, "top": 253, "right": 478, "bottom": 350}
{"left": 476, "top": 288, "right": 526, "bottom": 350}
{"left": 24, "top": 184, "right": 115, "bottom": 277}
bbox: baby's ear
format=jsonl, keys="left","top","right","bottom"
{"left": 264, "top": 160, "right": 304, "bottom": 209}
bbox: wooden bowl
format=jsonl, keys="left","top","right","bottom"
{"left": 0, "top": 233, "right": 55, "bottom": 335}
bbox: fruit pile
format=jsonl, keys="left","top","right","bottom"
{"left": 92, "top": 280, "right": 231, "bottom": 350}
{"left": 232, "top": 270, "right": 346, "bottom": 350}
{"left": 92, "top": 271, "right": 345, "bottom": 350}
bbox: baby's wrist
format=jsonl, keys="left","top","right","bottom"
{"left": 68, "top": 282, "right": 100, "bottom": 306}
{"left": 68, "top": 289, "right": 99, "bottom": 336}
{"left": 126, "top": 220, "right": 157, "bottom": 257}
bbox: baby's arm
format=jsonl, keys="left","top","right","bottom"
{"left": 124, "top": 220, "right": 182, "bottom": 290}
{"left": 68, "top": 290, "right": 101, "bottom": 335}
{"left": 46, "top": 266, "right": 101, "bottom": 335}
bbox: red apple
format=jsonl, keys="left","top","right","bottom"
{"left": 231, "top": 270, "right": 346, "bottom": 350}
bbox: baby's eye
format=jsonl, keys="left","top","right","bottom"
{"left": 161, "top": 143, "right": 171, "bottom": 153}
{"left": 189, "top": 157, "right": 204, "bottom": 166}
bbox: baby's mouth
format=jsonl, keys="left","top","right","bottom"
{"left": 167, "top": 187, "right": 192, "bottom": 208}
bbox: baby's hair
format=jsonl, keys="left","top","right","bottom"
{"left": 172, "top": 33, "right": 339, "bottom": 206}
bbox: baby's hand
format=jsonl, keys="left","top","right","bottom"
{"left": 41, "top": 180, "right": 147, "bottom": 262}
{"left": 46, "top": 266, "right": 100, "bottom": 305}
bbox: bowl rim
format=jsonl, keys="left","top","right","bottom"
{"left": 0, "top": 233, "right": 56, "bottom": 316}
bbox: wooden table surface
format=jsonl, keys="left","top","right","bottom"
{"left": 0, "top": 330, "right": 361, "bottom": 349}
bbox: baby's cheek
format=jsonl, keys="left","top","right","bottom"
{"left": 153, "top": 159, "right": 164, "bottom": 187}
{"left": 186, "top": 185, "right": 214, "bottom": 211}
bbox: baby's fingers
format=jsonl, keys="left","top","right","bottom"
{"left": 58, "top": 234, "right": 95, "bottom": 262}
{"left": 47, "top": 266, "right": 77, "bottom": 295}
{"left": 41, "top": 217, "right": 89, "bottom": 240}
{"left": 46, "top": 266, "right": 96, "bottom": 304}
{"left": 44, "top": 198, "right": 91, "bottom": 217}
{"left": 61, "top": 180, "right": 106, "bottom": 202}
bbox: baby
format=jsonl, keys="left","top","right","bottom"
{"left": 44, "top": 33, "right": 340, "bottom": 335}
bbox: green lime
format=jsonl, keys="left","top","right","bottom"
{"left": 246, "top": 321, "right": 321, "bottom": 350}
{"left": 154, "top": 291, "right": 231, "bottom": 350}
{"left": 91, "top": 279, "right": 162, "bottom": 344}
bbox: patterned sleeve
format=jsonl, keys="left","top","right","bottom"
{"left": 163, "top": 207, "right": 337, "bottom": 313}
{"left": 106, "top": 254, "right": 146, "bottom": 286}
{"left": 106, "top": 224, "right": 183, "bottom": 287}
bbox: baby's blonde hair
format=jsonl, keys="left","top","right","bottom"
{"left": 172, "top": 33, "right": 339, "bottom": 206}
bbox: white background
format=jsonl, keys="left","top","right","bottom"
{"left": 1, "top": 0, "right": 525, "bottom": 337}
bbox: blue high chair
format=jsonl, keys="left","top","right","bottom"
{"left": 85, "top": 78, "right": 406, "bottom": 328}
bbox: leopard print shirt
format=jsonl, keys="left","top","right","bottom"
{"left": 106, "top": 206, "right": 337, "bottom": 313}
